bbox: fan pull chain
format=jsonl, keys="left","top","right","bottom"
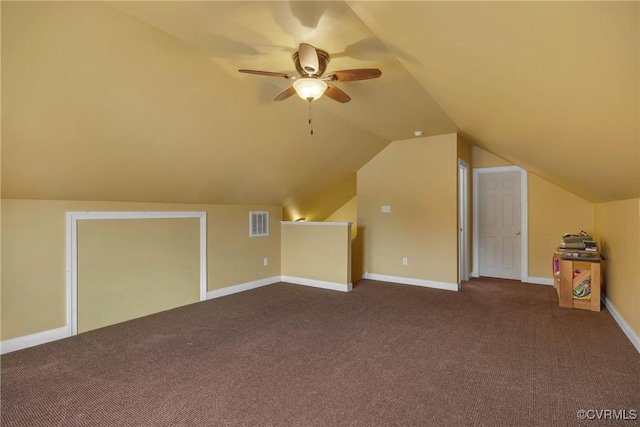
{"left": 308, "top": 100, "right": 314, "bottom": 136}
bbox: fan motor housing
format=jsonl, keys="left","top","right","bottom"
{"left": 293, "top": 48, "right": 330, "bottom": 77}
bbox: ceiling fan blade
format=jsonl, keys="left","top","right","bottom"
{"left": 324, "top": 85, "right": 351, "bottom": 103}
{"left": 274, "top": 86, "right": 297, "bottom": 101}
{"left": 238, "top": 69, "right": 294, "bottom": 79}
{"left": 325, "top": 69, "right": 382, "bottom": 82}
{"left": 298, "top": 43, "right": 319, "bottom": 76}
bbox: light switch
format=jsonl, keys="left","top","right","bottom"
{"left": 381, "top": 205, "right": 391, "bottom": 213}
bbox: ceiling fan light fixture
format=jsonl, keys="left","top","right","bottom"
{"left": 293, "top": 78, "right": 327, "bottom": 101}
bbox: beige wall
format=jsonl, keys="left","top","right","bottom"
{"left": 593, "top": 199, "right": 640, "bottom": 337}
{"left": 457, "top": 136, "right": 473, "bottom": 166}
{"left": 283, "top": 174, "right": 357, "bottom": 223}
{"left": 528, "top": 174, "right": 594, "bottom": 278}
{"left": 324, "top": 196, "right": 360, "bottom": 282}
{"left": 281, "top": 222, "right": 351, "bottom": 285}
{"left": 325, "top": 195, "right": 359, "bottom": 280}
{"left": 326, "top": 196, "right": 357, "bottom": 240}
{"left": 1, "top": 199, "right": 281, "bottom": 340}
{"left": 357, "top": 133, "right": 458, "bottom": 284}
{"left": 78, "top": 218, "right": 201, "bottom": 333}
{"left": 471, "top": 146, "right": 513, "bottom": 168}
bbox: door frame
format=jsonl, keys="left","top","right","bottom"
{"left": 458, "top": 159, "right": 470, "bottom": 283}
{"left": 472, "top": 166, "right": 528, "bottom": 281}
{"left": 65, "top": 211, "right": 208, "bottom": 337}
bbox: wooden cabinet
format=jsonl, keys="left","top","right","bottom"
{"left": 552, "top": 251, "right": 602, "bottom": 312}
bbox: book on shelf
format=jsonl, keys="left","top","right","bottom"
{"left": 556, "top": 247, "right": 602, "bottom": 260}
{"left": 560, "top": 240, "right": 598, "bottom": 250}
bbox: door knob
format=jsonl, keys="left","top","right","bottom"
{"left": 515, "top": 230, "right": 521, "bottom": 235}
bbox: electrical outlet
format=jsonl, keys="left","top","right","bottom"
{"left": 402, "top": 257, "right": 408, "bottom": 265}
{"left": 381, "top": 205, "right": 391, "bottom": 213}
{"left": 263, "top": 257, "right": 268, "bottom": 266}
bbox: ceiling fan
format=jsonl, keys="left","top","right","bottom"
{"left": 238, "top": 43, "right": 382, "bottom": 103}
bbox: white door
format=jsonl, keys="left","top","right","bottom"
{"left": 478, "top": 171, "right": 521, "bottom": 279}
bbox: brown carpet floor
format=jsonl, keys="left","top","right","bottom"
{"left": 1, "top": 278, "right": 639, "bottom": 426}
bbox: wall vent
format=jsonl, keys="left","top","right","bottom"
{"left": 249, "top": 211, "right": 269, "bottom": 237}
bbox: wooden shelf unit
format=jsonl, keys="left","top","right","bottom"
{"left": 552, "top": 251, "right": 602, "bottom": 312}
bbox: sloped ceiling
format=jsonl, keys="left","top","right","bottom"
{"left": 2, "top": 1, "right": 638, "bottom": 208}
{"left": 350, "top": 1, "right": 639, "bottom": 203}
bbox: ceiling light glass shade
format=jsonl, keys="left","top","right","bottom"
{"left": 293, "top": 78, "right": 328, "bottom": 101}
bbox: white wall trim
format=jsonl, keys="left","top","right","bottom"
{"left": 525, "top": 276, "right": 554, "bottom": 286}
{"left": 7, "top": 284, "right": 636, "bottom": 360}
{"left": 206, "top": 276, "right": 281, "bottom": 300}
{"left": 66, "top": 211, "right": 207, "bottom": 336}
{"left": 280, "top": 221, "right": 352, "bottom": 227}
{"left": 458, "top": 158, "right": 470, "bottom": 282}
{"left": 602, "top": 293, "right": 640, "bottom": 354}
{"left": 2, "top": 274, "right": 357, "bottom": 354}
{"left": 363, "top": 272, "right": 459, "bottom": 292}
{"left": 0, "top": 326, "right": 68, "bottom": 355}
{"left": 472, "top": 166, "right": 528, "bottom": 282}
{"left": 280, "top": 275, "right": 352, "bottom": 292}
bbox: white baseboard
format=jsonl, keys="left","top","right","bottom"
{"left": 1, "top": 326, "right": 68, "bottom": 355}
{"left": 208, "top": 276, "right": 353, "bottom": 297}
{"left": 206, "top": 276, "right": 281, "bottom": 300}
{"left": 470, "top": 273, "right": 553, "bottom": 286}
{"left": 280, "top": 275, "right": 352, "bottom": 292}
{"left": 525, "top": 276, "right": 554, "bottom": 286}
{"left": 601, "top": 293, "right": 640, "bottom": 354}
{"left": 363, "top": 272, "right": 459, "bottom": 292}
{"left": 5, "top": 283, "right": 636, "bottom": 358}
{"left": 1, "top": 276, "right": 349, "bottom": 354}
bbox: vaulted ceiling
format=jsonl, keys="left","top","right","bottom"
{"left": 2, "top": 1, "right": 638, "bottom": 210}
